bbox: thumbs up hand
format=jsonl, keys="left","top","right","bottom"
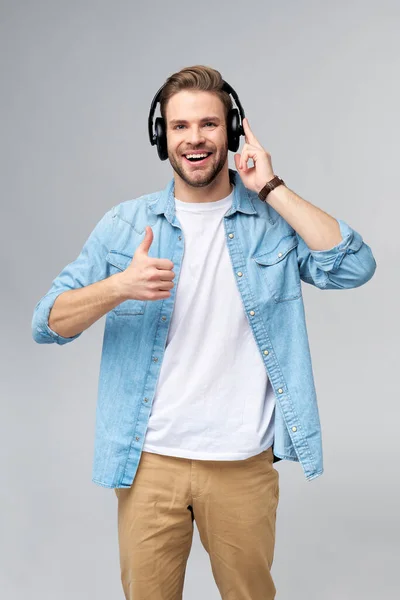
{"left": 118, "top": 226, "right": 175, "bottom": 301}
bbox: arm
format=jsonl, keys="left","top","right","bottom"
{"left": 266, "top": 184, "right": 342, "bottom": 251}
{"left": 266, "top": 185, "right": 377, "bottom": 289}
{"left": 234, "top": 116, "right": 376, "bottom": 287}
{"left": 31, "top": 206, "right": 123, "bottom": 344}
{"left": 47, "top": 274, "right": 127, "bottom": 339}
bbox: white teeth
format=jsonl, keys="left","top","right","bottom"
{"left": 185, "top": 153, "right": 209, "bottom": 159}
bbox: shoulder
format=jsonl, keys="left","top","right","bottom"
{"left": 110, "top": 191, "right": 161, "bottom": 233}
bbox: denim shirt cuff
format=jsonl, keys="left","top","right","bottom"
{"left": 307, "top": 218, "right": 364, "bottom": 271}
{"left": 34, "top": 290, "right": 82, "bottom": 345}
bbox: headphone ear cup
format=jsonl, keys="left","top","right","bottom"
{"left": 155, "top": 117, "right": 168, "bottom": 161}
{"left": 227, "top": 108, "right": 240, "bottom": 153}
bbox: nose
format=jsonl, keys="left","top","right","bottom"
{"left": 188, "top": 125, "right": 206, "bottom": 145}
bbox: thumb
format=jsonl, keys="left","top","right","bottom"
{"left": 137, "top": 226, "right": 153, "bottom": 255}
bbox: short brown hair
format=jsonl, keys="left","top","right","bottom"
{"left": 159, "top": 65, "right": 233, "bottom": 126}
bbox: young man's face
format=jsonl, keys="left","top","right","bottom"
{"left": 165, "top": 90, "right": 229, "bottom": 188}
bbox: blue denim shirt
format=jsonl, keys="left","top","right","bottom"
{"left": 32, "top": 169, "right": 376, "bottom": 487}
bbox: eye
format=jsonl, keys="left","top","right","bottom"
{"left": 173, "top": 122, "right": 216, "bottom": 130}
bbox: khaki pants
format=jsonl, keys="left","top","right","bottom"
{"left": 114, "top": 445, "right": 279, "bottom": 599}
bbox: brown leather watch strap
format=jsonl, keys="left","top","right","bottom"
{"left": 258, "top": 176, "right": 285, "bottom": 202}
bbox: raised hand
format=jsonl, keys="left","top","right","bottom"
{"left": 119, "top": 226, "right": 175, "bottom": 301}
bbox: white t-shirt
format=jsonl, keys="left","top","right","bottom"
{"left": 143, "top": 188, "right": 275, "bottom": 459}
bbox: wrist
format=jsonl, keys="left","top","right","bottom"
{"left": 109, "top": 272, "right": 130, "bottom": 302}
{"left": 256, "top": 175, "right": 276, "bottom": 194}
{"left": 257, "top": 175, "right": 285, "bottom": 202}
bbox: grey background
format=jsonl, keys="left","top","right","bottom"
{"left": 1, "top": 0, "right": 398, "bottom": 598}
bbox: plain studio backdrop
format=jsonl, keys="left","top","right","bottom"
{"left": 0, "top": 1, "right": 398, "bottom": 598}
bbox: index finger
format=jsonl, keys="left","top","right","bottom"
{"left": 243, "top": 118, "right": 259, "bottom": 145}
{"left": 150, "top": 257, "right": 175, "bottom": 270}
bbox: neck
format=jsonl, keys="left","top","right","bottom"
{"left": 173, "top": 163, "right": 233, "bottom": 203}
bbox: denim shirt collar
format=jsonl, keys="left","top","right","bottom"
{"left": 149, "top": 168, "right": 258, "bottom": 224}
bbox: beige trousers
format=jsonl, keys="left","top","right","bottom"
{"left": 114, "top": 445, "right": 279, "bottom": 599}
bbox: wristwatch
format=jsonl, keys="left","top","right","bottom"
{"left": 258, "top": 175, "right": 285, "bottom": 202}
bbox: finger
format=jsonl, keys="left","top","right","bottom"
{"left": 157, "top": 269, "right": 175, "bottom": 281}
{"left": 243, "top": 118, "right": 260, "bottom": 146}
{"left": 147, "top": 275, "right": 174, "bottom": 289}
{"left": 239, "top": 149, "right": 250, "bottom": 171}
{"left": 137, "top": 226, "right": 153, "bottom": 255}
{"left": 239, "top": 150, "right": 246, "bottom": 170}
{"left": 156, "top": 279, "right": 175, "bottom": 291}
{"left": 150, "top": 257, "right": 175, "bottom": 270}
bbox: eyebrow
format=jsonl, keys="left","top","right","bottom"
{"left": 169, "top": 116, "right": 221, "bottom": 126}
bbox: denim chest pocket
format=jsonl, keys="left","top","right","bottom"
{"left": 252, "top": 235, "right": 301, "bottom": 302}
{"left": 106, "top": 251, "right": 146, "bottom": 315}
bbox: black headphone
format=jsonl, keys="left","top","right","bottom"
{"left": 148, "top": 79, "right": 246, "bottom": 161}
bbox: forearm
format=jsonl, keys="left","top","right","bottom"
{"left": 265, "top": 184, "right": 342, "bottom": 251}
{"left": 48, "top": 273, "right": 127, "bottom": 339}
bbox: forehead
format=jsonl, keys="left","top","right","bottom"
{"left": 165, "top": 90, "right": 225, "bottom": 123}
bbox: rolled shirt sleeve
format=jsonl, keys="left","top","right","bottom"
{"left": 31, "top": 206, "right": 115, "bottom": 344}
{"left": 296, "top": 218, "right": 377, "bottom": 289}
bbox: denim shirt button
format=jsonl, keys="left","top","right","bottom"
{"left": 292, "top": 426, "right": 297, "bottom": 432}
{"left": 153, "top": 357, "right": 158, "bottom": 362}
{"left": 249, "top": 310, "right": 255, "bottom": 316}
{"left": 263, "top": 350, "right": 269, "bottom": 355}
{"left": 161, "top": 316, "right": 167, "bottom": 321}
{"left": 228, "top": 233, "right": 234, "bottom": 238}
{"left": 278, "top": 388, "right": 283, "bottom": 393}
{"left": 237, "top": 271, "right": 243, "bottom": 277}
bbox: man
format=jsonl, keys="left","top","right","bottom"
{"left": 32, "top": 65, "right": 376, "bottom": 599}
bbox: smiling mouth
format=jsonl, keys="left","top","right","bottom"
{"left": 183, "top": 152, "right": 213, "bottom": 166}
